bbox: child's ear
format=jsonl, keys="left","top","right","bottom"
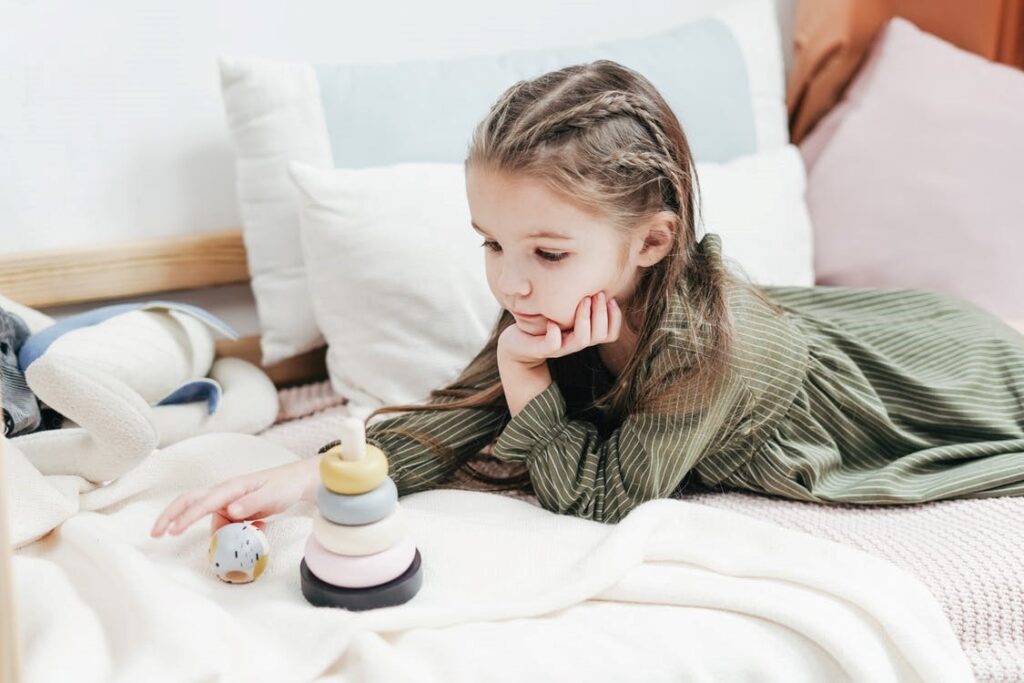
{"left": 637, "top": 213, "right": 676, "bottom": 265}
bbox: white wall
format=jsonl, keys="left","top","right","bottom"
{"left": 1, "top": 0, "right": 795, "bottom": 336}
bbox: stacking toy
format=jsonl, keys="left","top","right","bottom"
{"left": 299, "top": 417, "right": 424, "bottom": 610}
{"left": 209, "top": 520, "right": 269, "bottom": 584}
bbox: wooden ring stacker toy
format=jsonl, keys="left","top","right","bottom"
{"left": 300, "top": 550, "right": 423, "bottom": 612}
{"left": 312, "top": 506, "right": 405, "bottom": 556}
{"left": 315, "top": 478, "right": 397, "bottom": 526}
{"left": 318, "top": 430, "right": 388, "bottom": 495}
{"left": 300, "top": 416, "right": 424, "bottom": 611}
{"left": 303, "top": 534, "right": 416, "bottom": 588}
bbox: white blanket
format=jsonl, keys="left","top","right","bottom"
{"left": 6, "top": 432, "right": 975, "bottom": 683}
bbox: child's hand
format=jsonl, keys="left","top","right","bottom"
{"left": 150, "top": 457, "right": 319, "bottom": 538}
{"left": 498, "top": 291, "right": 622, "bottom": 366}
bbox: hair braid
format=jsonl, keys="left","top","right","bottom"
{"left": 514, "top": 91, "right": 674, "bottom": 154}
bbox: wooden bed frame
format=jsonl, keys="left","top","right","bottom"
{"left": 0, "top": 229, "right": 327, "bottom": 682}
{"left": 0, "top": 228, "right": 329, "bottom": 388}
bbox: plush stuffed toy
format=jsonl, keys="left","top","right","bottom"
{"left": 3, "top": 294, "right": 280, "bottom": 483}
{"left": 1, "top": 304, "right": 43, "bottom": 436}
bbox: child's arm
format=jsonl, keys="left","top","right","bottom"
{"left": 500, "top": 355, "right": 554, "bottom": 416}
{"left": 492, "top": 360, "right": 753, "bottom": 524}
{"left": 321, "top": 359, "right": 508, "bottom": 497}
{"left": 361, "top": 399, "right": 506, "bottom": 496}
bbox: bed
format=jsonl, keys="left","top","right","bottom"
{"left": 1, "top": 226, "right": 1017, "bottom": 682}
{"left": 4, "top": 2, "right": 1024, "bottom": 682}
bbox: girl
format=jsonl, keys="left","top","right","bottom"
{"left": 153, "top": 59, "right": 1024, "bottom": 536}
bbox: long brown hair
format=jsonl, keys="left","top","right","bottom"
{"left": 362, "top": 59, "right": 783, "bottom": 493}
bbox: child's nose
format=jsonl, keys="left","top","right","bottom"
{"left": 498, "top": 270, "right": 531, "bottom": 298}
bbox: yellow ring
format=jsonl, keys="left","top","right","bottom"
{"left": 320, "top": 443, "right": 388, "bottom": 494}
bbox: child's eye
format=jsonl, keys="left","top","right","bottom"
{"left": 480, "top": 240, "right": 569, "bottom": 263}
{"left": 538, "top": 250, "right": 569, "bottom": 263}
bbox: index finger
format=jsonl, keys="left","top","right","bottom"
{"left": 210, "top": 509, "right": 234, "bottom": 534}
{"left": 555, "top": 295, "right": 592, "bottom": 356}
{"left": 151, "top": 490, "right": 204, "bottom": 538}
{"left": 170, "top": 481, "right": 250, "bottom": 536}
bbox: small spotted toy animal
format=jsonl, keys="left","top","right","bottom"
{"left": 209, "top": 520, "right": 270, "bottom": 584}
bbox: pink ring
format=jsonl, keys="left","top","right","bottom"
{"left": 303, "top": 533, "right": 416, "bottom": 589}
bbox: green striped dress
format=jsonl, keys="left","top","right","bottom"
{"left": 357, "top": 232, "right": 1024, "bottom": 523}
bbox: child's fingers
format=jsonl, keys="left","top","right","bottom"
{"left": 151, "top": 490, "right": 205, "bottom": 537}
{"left": 210, "top": 483, "right": 281, "bottom": 534}
{"left": 609, "top": 298, "right": 622, "bottom": 340}
{"left": 545, "top": 320, "right": 561, "bottom": 351}
{"left": 580, "top": 296, "right": 592, "bottom": 339}
{"left": 559, "top": 295, "right": 591, "bottom": 355}
{"left": 225, "top": 487, "right": 275, "bottom": 521}
{"left": 211, "top": 509, "right": 269, "bottom": 535}
{"left": 592, "top": 292, "right": 609, "bottom": 340}
{"left": 170, "top": 481, "right": 249, "bottom": 536}
{"left": 210, "top": 509, "right": 234, "bottom": 534}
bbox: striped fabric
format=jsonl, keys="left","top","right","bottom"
{"left": 356, "top": 232, "right": 1024, "bottom": 523}
{"left": 725, "top": 284, "right": 1024, "bottom": 505}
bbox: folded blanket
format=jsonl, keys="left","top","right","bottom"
{"left": 6, "top": 431, "right": 974, "bottom": 682}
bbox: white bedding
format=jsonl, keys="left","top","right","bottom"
{"left": 5, "top": 431, "right": 975, "bottom": 682}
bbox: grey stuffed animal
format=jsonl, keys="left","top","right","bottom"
{"left": 1, "top": 305, "right": 42, "bottom": 437}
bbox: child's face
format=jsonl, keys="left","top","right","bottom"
{"left": 465, "top": 166, "right": 645, "bottom": 334}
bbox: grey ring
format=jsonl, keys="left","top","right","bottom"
{"left": 316, "top": 477, "right": 398, "bottom": 525}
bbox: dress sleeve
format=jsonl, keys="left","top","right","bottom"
{"left": 489, "top": 366, "right": 751, "bottom": 524}
{"left": 321, "top": 360, "right": 509, "bottom": 497}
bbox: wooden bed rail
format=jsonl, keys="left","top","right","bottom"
{"left": 0, "top": 228, "right": 250, "bottom": 308}
{"left": 0, "top": 228, "right": 327, "bottom": 387}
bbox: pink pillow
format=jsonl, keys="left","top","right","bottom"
{"left": 801, "top": 17, "right": 1024, "bottom": 321}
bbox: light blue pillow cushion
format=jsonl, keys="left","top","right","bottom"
{"left": 314, "top": 17, "right": 755, "bottom": 167}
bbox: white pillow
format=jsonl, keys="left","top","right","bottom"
{"left": 696, "top": 144, "right": 814, "bottom": 288}
{"left": 289, "top": 161, "right": 502, "bottom": 418}
{"left": 219, "top": 0, "right": 788, "bottom": 366}
{"left": 288, "top": 144, "right": 813, "bottom": 416}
